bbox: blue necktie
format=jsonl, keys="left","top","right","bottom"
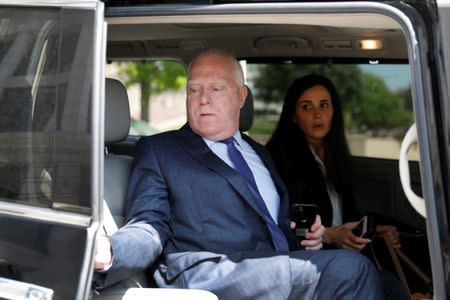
{"left": 220, "top": 137, "right": 289, "bottom": 251}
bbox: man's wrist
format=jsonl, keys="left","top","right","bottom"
{"left": 94, "top": 235, "right": 114, "bottom": 272}
{"left": 96, "top": 258, "right": 113, "bottom": 273}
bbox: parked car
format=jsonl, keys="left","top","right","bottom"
{"left": 0, "top": 0, "right": 449, "bottom": 299}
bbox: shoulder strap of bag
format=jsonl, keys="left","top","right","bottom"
{"left": 382, "top": 235, "right": 411, "bottom": 296}
{"left": 378, "top": 232, "right": 433, "bottom": 298}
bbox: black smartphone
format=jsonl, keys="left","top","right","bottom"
{"left": 291, "top": 203, "right": 317, "bottom": 236}
{"left": 352, "top": 216, "right": 368, "bottom": 237}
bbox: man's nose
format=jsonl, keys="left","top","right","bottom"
{"left": 200, "top": 90, "right": 210, "bottom": 104}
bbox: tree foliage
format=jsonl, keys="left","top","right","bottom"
{"left": 117, "top": 61, "right": 186, "bottom": 122}
{"left": 252, "top": 63, "right": 362, "bottom": 105}
{"left": 349, "top": 74, "right": 413, "bottom": 132}
{"left": 251, "top": 63, "right": 412, "bottom": 134}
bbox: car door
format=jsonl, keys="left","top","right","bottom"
{"left": 0, "top": 1, "right": 105, "bottom": 299}
{"left": 432, "top": 0, "right": 450, "bottom": 295}
{"left": 396, "top": 0, "right": 450, "bottom": 297}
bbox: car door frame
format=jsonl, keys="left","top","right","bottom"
{"left": 0, "top": 1, "right": 105, "bottom": 299}
{"left": 107, "top": 1, "right": 448, "bottom": 297}
{"left": 395, "top": 1, "right": 450, "bottom": 297}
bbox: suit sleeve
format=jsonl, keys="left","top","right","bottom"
{"left": 125, "top": 138, "right": 171, "bottom": 243}
{"left": 96, "top": 138, "right": 171, "bottom": 288}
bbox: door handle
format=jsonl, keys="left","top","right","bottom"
{"left": 399, "top": 123, "right": 426, "bottom": 218}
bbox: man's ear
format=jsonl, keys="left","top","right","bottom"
{"left": 239, "top": 85, "right": 248, "bottom": 108}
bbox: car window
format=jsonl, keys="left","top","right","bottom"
{"left": 106, "top": 60, "right": 187, "bottom": 135}
{"left": 106, "top": 59, "right": 417, "bottom": 161}
{"left": 0, "top": 7, "right": 96, "bottom": 214}
{"left": 242, "top": 60, "right": 418, "bottom": 160}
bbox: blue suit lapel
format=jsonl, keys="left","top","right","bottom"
{"left": 175, "top": 124, "right": 266, "bottom": 219}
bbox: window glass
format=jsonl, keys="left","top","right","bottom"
{"left": 106, "top": 60, "right": 187, "bottom": 135}
{"left": 0, "top": 7, "right": 95, "bottom": 214}
{"left": 244, "top": 61, "right": 417, "bottom": 160}
{"left": 106, "top": 59, "right": 416, "bottom": 161}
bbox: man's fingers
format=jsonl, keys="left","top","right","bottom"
{"left": 301, "top": 238, "right": 323, "bottom": 250}
{"left": 305, "top": 225, "right": 324, "bottom": 239}
{"left": 310, "top": 215, "right": 322, "bottom": 232}
{"left": 291, "top": 221, "right": 296, "bottom": 230}
{"left": 95, "top": 235, "right": 112, "bottom": 270}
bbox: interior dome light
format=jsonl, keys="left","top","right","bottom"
{"left": 360, "top": 39, "right": 382, "bottom": 50}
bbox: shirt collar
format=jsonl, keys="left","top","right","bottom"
{"left": 203, "top": 131, "right": 243, "bottom": 149}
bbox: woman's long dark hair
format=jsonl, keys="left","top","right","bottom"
{"left": 267, "top": 74, "right": 352, "bottom": 197}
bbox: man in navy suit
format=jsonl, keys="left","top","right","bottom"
{"left": 95, "top": 50, "right": 383, "bottom": 299}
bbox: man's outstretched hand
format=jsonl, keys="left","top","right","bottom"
{"left": 95, "top": 235, "right": 112, "bottom": 270}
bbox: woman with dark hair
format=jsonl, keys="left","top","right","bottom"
{"left": 267, "top": 74, "right": 407, "bottom": 299}
{"left": 266, "top": 73, "right": 400, "bottom": 249}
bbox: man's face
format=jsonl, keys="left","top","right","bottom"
{"left": 187, "top": 54, "right": 247, "bottom": 141}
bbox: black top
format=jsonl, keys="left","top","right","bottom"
{"left": 267, "top": 138, "right": 358, "bottom": 228}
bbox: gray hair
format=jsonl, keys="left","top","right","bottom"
{"left": 187, "top": 49, "right": 244, "bottom": 86}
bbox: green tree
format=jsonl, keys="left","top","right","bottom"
{"left": 118, "top": 61, "right": 186, "bottom": 122}
{"left": 251, "top": 63, "right": 413, "bottom": 133}
{"left": 252, "top": 63, "right": 301, "bottom": 105}
{"left": 347, "top": 74, "right": 413, "bottom": 132}
{"left": 252, "top": 63, "right": 362, "bottom": 109}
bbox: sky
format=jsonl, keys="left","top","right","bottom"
{"left": 359, "top": 64, "right": 410, "bottom": 91}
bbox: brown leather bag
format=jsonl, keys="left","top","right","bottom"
{"left": 375, "top": 233, "right": 433, "bottom": 300}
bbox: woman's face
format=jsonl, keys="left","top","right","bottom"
{"left": 293, "top": 84, "right": 334, "bottom": 144}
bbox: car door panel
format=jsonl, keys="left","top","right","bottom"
{"left": 0, "top": 1, "right": 104, "bottom": 299}
{"left": 0, "top": 216, "right": 87, "bottom": 299}
{"left": 435, "top": 1, "right": 450, "bottom": 293}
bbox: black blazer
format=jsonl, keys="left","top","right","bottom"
{"left": 267, "top": 140, "right": 357, "bottom": 228}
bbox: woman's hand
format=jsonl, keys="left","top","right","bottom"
{"left": 300, "top": 215, "right": 325, "bottom": 250}
{"left": 323, "top": 222, "right": 371, "bottom": 252}
{"left": 376, "top": 225, "right": 401, "bottom": 249}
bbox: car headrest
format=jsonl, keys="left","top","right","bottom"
{"left": 105, "top": 78, "right": 131, "bottom": 143}
{"left": 239, "top": 85, "right": 254, "bottom": 132}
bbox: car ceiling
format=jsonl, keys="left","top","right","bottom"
{"left": 106, "top": 12, "right": 408, "bottom": 63}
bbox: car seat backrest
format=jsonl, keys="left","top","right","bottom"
{"left": 239, "top": 85, "right": 254, "bottom": 132}
{"left": 104, "top": 78, "right": 133, "bottom": 227}
{"left": 105, "top": 79, "right": 131, "bottom": 143}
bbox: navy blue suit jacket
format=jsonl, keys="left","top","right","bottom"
{"left": 105, "top": 124, "right": 298, "bottom": 286}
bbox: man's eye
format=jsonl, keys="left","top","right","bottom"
{"left": 212, "top": 86, "right": 223, "bottom": 92}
